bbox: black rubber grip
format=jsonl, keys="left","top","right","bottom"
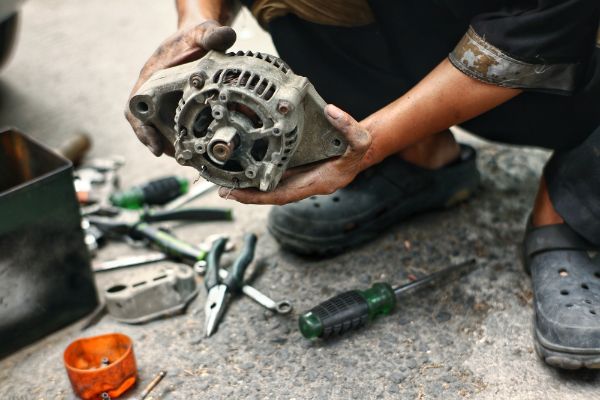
{"left": 223, "top": 233, "right": 257, "bottom": 291}
{"left": 141, "top": 177, "right": 183, "bottom": 205}
{"left": 311, "top": 291, "right": 370, "bottom": 338}
{"left": 142, "top": 208, "right": 232, "bottom": 223}
{"left": 205, "top": 238, "right": 227, "bottom": 290}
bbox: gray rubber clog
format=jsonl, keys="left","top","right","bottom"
{"left": 524, "top": 222, "right": 600, "bottom": 369}
{"left": 267, "top": 144, "right": 480, "bottom": 256}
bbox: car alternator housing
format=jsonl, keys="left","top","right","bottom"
{"left": 129, "top": 50, "right": 348, "bottom": 191}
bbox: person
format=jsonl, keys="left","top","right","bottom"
{"left": 126, "top": 0, "right": 600, "bottom": 369}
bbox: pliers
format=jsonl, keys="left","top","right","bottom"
{"left": 204, "top": 233, "right": 257, "bottom": 337}
{"left": 86, "top": 208, "right": 232, "bottom": 263}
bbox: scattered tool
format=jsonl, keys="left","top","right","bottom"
{"left": 104, "top": 265, "right": 198, "bottom": 324}
{"left": 76, "top": 157, "right": 125, "bottom": 217}
{"left": 91, "top": 236, "right": 292, "bottom": 317}
{"left": 195, "top": 259, "right": 292, "bottom": 315}
{"left": 56, "top": 132, "right": 92, "bottom": 166}
{"left": 87, "top": 207, "right": 232, "bottom": 263}
{"left": 93, "top": 252, "right": 168, "bottom": 272}
{"left": 163, "top": 180, "right": 215, "bottom": 211}
{"left": 110, "top": 176, "right": 189, "bottom": 210}
{"left": 138, "top": 370, "right": 167, "bottom": 400}
{"left": 298, "top": 259, "right": 477, "bottom": 339}
{"left": 204, "top": 234, "right": 257, "bottom": 337}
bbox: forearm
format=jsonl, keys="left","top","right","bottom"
{"left": 360, "top": 59, "right": 521, "bottom": 169}
{"left": 176, "top": 0, "right": 233, "bottom": 28}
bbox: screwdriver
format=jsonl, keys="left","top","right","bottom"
{"left": 298, "top": 259, "right": 477, "bottom": 339}
{"left": 110, "top": 176, "right": 189, "bottom": 209}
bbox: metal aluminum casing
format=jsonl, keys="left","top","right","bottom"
{"left": 130, "top": 50, "right": 347, "bottom": 191}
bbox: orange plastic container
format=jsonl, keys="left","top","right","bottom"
{"left": 64, "top": 333, "right": 137, "bottom": 399}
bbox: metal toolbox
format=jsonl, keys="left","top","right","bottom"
{"left": 0, "top": 129, "right": 98, "bottom": 358}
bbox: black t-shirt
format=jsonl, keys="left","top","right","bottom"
{"left": 241, "top": 0, "right": 600, "bottom": 94}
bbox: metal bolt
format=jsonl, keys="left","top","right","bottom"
{"left": 100, "top": 393, "right": 111, "bottom": 400}
{"left": 176, "top": 155, "right": 187, "bottom": 165}
{"left": 245, "top": 166, "right": 258, "bottom": 179}
{"left": 181, "top": 149, "right": 193, "bottom": 160}
{"left": 277, "top": 100, "right": 292, "bottom": 115}
{"left": 194, "top": 143, "right": 205, "bottom": 154}
{"left": 212, "top": 106, "right": 225, "bottom": 120}
{"left": 190, "top": 75, "right": 204, "bottom": 89}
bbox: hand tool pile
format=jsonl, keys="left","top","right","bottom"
{"left": 62, "top": 152, "right": 479, "bottom": 399}
{"left": 67, "top": 154, "right": 297, "bottom": 398}
{"left": 73, "top": 156, "right": 293, "bottom": 325}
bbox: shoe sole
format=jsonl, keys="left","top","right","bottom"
{"left": 534, "top": 328, "right": 600, "bottom": 369}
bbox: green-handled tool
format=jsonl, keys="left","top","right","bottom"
{"left": 299, "top": 259, "right": 477, "bottom": 339}
{"left": 110, "top": 176, "right": 189, "bottom": 209}
{"left": 86, "top": 207, "right": 232, "bottom": 263}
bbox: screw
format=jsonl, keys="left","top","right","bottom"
{"left": 100, "top": 393, "right": 111, "bottom": 400}
{"left": 100, "top": 357, "right": 109, "bottom": 367}
{"left": 176, "top": 155, "right": 187, "bottom": 165}
{"left": 179, "top": 128, "right": 188, "bottom": 137}
{"left": 190, "top": 75, "right": 204, "bottom": 89}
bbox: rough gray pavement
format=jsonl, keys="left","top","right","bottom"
{"left": 1, "top": 1, "right": 599, "bottom": 399}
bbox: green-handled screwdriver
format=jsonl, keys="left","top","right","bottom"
{"left": 299, "top": 259, "right": 477, "bottom": 339}
{"left": 110, "top": 176, "right": 189, "bottom": 210}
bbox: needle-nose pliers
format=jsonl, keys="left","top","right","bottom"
{"left": 204, "top": 233, "right": 257, "bottom": 337}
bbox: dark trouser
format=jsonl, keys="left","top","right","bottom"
{"left": 260, "top": 4, "right": 600, "bottom": 245}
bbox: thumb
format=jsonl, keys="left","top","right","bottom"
{"left": 324, "top": 104, "right": 371, "bottom": 151}
{"left": 199, "top": 23, "right": 237, "bottom": 51}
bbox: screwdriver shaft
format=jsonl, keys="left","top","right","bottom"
{"left": 393, "top": 259, "right": 476, "bottom": 300}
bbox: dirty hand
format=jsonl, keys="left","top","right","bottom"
{"left": 218, "top": 104, "right": 373, "bottom": 205}
{"left": 125, "top": 20, "right": 236, "bottom": 157}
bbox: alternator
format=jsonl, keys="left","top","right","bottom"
{"left": 129, "top": 50, "right": 348, "bottom": 191}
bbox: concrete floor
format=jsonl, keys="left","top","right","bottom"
{"left": 1, "top": 1, "right": 599, "bottom": 399}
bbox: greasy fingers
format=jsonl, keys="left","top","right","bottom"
{"left": 325, "top": 104, "right": 372, "bottom": 155}
{"left": 219, "top": 160, "right": 351, "bottom": 205}
{"left": 217, "top": 104, "right": 372, "bottom": 205}
{"left": 126, "top": 20, "right": 236, "bottom": 157}
{"left": 199, "top": 24, "right": 236, "bottom": 51}
{"left": 218, "top": 169, "right": 332, "bottom": 205}
{"left": 125, "top": 111, "right": 163, "bottom": 156}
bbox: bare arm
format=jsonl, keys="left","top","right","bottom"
{"left": 224, "top": 58, "right": 522, "bottom": 204}
{"left": 176, "top": 0, "right": 238, "bottom": 28}
{"left": 359, "top": 58, "right": 520, "bottom": 169}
